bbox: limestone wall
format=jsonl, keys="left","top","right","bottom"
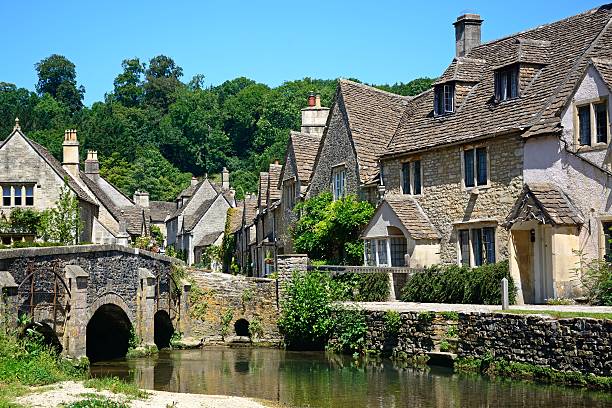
{"left": 187, "top": 269, "right": 281, "bottom": 344}
{"left": 354, "top": 309, "right": 611, "bottom": 377}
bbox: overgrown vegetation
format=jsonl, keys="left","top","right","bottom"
{"left": 83, "top": 377, "right": 148, "bottom": 400}
{"left": 400, "top": 261, "right": 516, "bottom": 305}
{"left": 64, "top": 396, "right": 130, "bottom": 408}
{"left": 455, "top": 356, "right": 612, "bottom": 391}
{"left": 0, "top": 54, "right": 434, "bottom": 201}
{"left": 292, "top": 193, "right": 375, "bottom": 265}
{"left": 384, "top": 311, "right": 401, "bottom": 335}
{"left": 498, "top": 310, "right": 612, "bottom": 320}
{"left": 220, "top": 309, "right": 234, "bottom": 339}
{"left": 327, "top": 307, "right": 367, "bottom": 356}
{"left": 332, "top": 272, "right": 390, "bottom": 302}
{"left": 573, "top": 251, "right": 612, "bottom": 306}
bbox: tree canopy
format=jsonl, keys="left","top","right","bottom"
{"left": 1, "top": 54, "right": 435, "bottom": 202}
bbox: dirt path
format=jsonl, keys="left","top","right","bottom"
{"left": 17, "top": 381, "right": 278, "bottom": 408}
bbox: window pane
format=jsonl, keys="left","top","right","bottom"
{"left": 464, "top": 149, "right": 475, "bottom": 187}
{"left": 595, "top": 103, "right": 608, "bottom": 144}
{"left": 476, "top": 148, "right": 487, "bottom": 186}
{"left": 472, "top": 228, "right": 484, "bottom": 266}
{"left": 604, "top": 223, "right": 612, "bottom": 262}
{"left": 482, "top": 227, "right": 496, "bottom": 264}
{"left": 434, "top": 87, "right": 442, "bottom": 115}
{"left": 390, "top": 237, "right": 407, "bottom": 267}
{"left": 377, "top": 239, "right": 388, "bottom": 266}
{"left": 510, "top": 68, "right": 518, "bottom": 98}
{"left": 2, "top": 186, "right": 10, "bottom": 207}
{"left": 578, "top": 105, "right": 591, "bottom": 146}
{"left": 402, "top": 162, "right": 410, "bottom": 194}
{"left": 459, "top": 230, "right": 470, "bottom": 266}
{"left": 413, "top": 161, "right": 422, "bottom": 195}
{"left": 14, "top": 186, "right": 22, "bottom": 206}
{"left": 501, "top": 72, "right": 508, "bottom": 100}
{"left": 444, "top": 84, "right": 454, "bottom": 113}
{"left": 364, "top": 240, "right": 375, "bottom": 266}
{"left": 25, "top": 186, "right": 34, "bottom": 206}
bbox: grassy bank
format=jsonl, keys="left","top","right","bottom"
{"left": 499, "top": 309, "right": 612, "bottom": 320}
{"left": 455, "top": 357, "right": 612, "bottom": 391}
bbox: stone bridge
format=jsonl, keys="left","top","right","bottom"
{"left": 0, "top": 245, "right": 190, "bottom": 362}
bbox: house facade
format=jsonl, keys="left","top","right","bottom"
{"left": 367, "top": 5, "right": 612, "bottom": 303}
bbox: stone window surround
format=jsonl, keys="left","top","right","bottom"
{"left": 363, "top": 234, "right": 406, "bottom": 267}
{"left": 573, "top": 96, "right": 609, "bottom": 151}
{"left": 597, "top": 215, "right": 612, "bottom": 260}
{"left": 453, "top": 219, "right": 498, "bottom": 267}
{"left": 494, "top": 64, "right": 520, "bottom": 102}
{"left": 459, "top": 144, "right": 491, "bottom": 191}
{"left": 331, "top": 163, "right": 347, "bottom": 201}
{"left": 282, "top": 177, "right": 297, "bottom": 210}
{"left": 1, "top": 183, "right": 36, "bottom": 208}
{"left": 400, "top": 157, "right": 423, "bottom": 196}
{"left": 434, "top": 83, "right": 455, "bottom": 116}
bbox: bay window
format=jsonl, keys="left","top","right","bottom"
{"left": 363, "top": 236, "right": 408, "bottom": 267}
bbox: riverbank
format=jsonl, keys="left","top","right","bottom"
{"left": 16, "top": 381, "right": 278, "bottom": 408}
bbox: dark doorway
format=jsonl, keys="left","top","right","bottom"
{"left": 22, "top": 322, "right": 63, "bottom": 354}
{"left": 86, "top": 304, "right": 132, "bottom": 362}
{"left": 234, "top": 319, "right": 250, "bottom": 337}
{"left": 154, "top": 310, "right": 174, "bottom": 349}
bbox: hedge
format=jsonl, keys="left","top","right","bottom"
{"left": 400, "top": 261, "right": 516, "bottom": 304}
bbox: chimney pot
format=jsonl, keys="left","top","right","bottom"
{"left": 62, "top": 129, "right": 80, "bottom": 177}
{"left": 222, "top": 167, "right": 230, "bottom": 189}
{"left": 454, "top": 13, "right": 483, "bottom": 57}
{"left": 307, "top": 92, "right": 316, "bottom": 107}
{"left": 191, "top": 176, "right": 198, "bottom": 186}
{"left": 133, "top": 190, "right": 150, "bottom": 208}
{"left": 315, "top": 94, "right": 321, "bottom": 108}
{"left": 84, "top": 149, "right": 100, "bottom": 175}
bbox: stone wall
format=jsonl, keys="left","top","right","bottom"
{"left": 187, "top": 269, "right": 281, "bottom": 344}
{"left": 353, "top": 308, "right": 611, "bottom": 377}
{"left": 382, "top": 134, "right": 524, "bottom": 264}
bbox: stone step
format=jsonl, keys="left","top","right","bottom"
{"left": 426, "top": 351, "right": 457, "bottom": 368}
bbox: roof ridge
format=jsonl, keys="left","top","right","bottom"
{"left": 339, "top": 78, "right": 411, "bottom": 101}
{"left": 468, "top": 4, "right": 612, "bottom": 53}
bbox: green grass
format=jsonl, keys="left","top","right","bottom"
{"left": 63, "top": 396, "right": 130, "bottom": 408}
{"left": 83, "top": 377, "right": 148, "bottom": 400}
{"left": 499, "top": 309, "right": 612, "bottom": 320}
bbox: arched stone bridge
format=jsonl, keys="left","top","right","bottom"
{"left": 0, "top": 245, "right": 190, "bottom": 362}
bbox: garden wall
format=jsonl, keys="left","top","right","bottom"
{"left": 356, "top": 309, "right": 611, "bottom": 377}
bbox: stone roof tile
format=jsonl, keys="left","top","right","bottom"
{"left": 384, "top": 196, "right": 440, "bottom": 240}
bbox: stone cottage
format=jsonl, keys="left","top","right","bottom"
{"left": 233, "top": 194, "right": 258, "bottom": 274}
{"left": 369, "top": 5, "right": 612, "bottom": 303}
{"left": 307, "top": 79, "right": 409, "bottom": 204}
{"left": 165, "top": 168, "right": 235, "bottom": 266}
{"left": 253, "top": 163, "right": 282, "bottom": 277}
{"left": 0, "top": 123, "right": 149, "bottom": 245}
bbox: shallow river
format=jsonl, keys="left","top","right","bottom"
{"left": 90, "top": 348, "right": 611, "bottom": 408}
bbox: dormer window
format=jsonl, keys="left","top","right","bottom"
{"left": 494, "top": 66, "right": 519, "bottom": 101}
{"left": 434, "top": 83, "right": 455, "bottom": 115}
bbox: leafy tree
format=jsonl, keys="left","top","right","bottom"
{"left": 35, "top": 54, "right": 85, "bottom": 113}
{"left": 143, "top": 55, "right": 184, "bottom": 111}
{"left": 373, "top": 77, "right": 436, "bottom": 96}
{"left": 292, "top": 193, "right": 375, "bottom": 265}
{"left": 0, "top": 83, "right": 39, "bottom": 136}
{"left": 39, "top": 181, "right": 82, "bottom": 244}
{"left": 113, "top": 58, "right": 145, "bottom": 107}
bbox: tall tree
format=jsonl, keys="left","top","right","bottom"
{"left": 143, "top": 55, "right": 184, "bottom": 111}
{"left": 35, "top": 54, "right": 85, "bottom": 113}
{"left": 113, "top": 58, "right": 145, "bottom": 107}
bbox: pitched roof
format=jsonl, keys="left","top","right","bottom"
{"left": 183, "top": 196, "right": 216, "bottom": 232}
{"left": 383, "top": 196, "right": 440, "bottom": 240}
{"left": 435, "top": 57, "right": 487, "bottom": 84}
{"left": 592, "top": 57, "right": 612, "bottom": 88}
{"left": 387, "top": 5, "right": 612, "bottom": 155}
{"left": 149, "top": 201, "right": 176, "bottom": 223}
{"left": 258, "top": 172, "right": 268, "bottom": 209}
{"left": 505, "top": 183, "right": 584, "bottom": 227}
{"left": 267, "top": 163, "right": 283, "bottom": 203}
{"left": 228, "top": 205, "right": 244, "bottom": 234}
{"left": 283, "top": 131, "right": 322, "bottom": 187}
{"left": 336, "top": 79, "right": 410, "bottom": 181}
{"left": 195, "top": 231, "right": 223, "bottom": 247}
{"left": 243, "top": 195, "right": 258, "bottom": 227}
{"left": 14, "top": 132, "right": 96, "bottom": 205}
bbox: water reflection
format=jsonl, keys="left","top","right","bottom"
{"left": 90, "top": 348, "right": 612, "bottom": 408}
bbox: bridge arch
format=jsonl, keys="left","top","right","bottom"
{"left": 154, "top": 310, "right": 174, "bottom": 349}
{"left": 86, "top": 293, "right": 134, "bottom": 362}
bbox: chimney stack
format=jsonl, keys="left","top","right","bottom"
{"left": 307, "top": 92, "right": 316, "bottom": 107}
{"left": 62, "top": 129, "right": 80, "bottom": 178}
{"left": 454, "top": 14, "right": 483, "bottom": 57}
{"left": 222, "top": 167, "right": 230, "bottom": 189}
{"left": 191, "top": 176, "right": 198, "bottom": 186}
{"left": 84, "top": 150, "right": 99, "bottom": 176}
{"left": 133, "top": 190, "right": 150, "bottom": 208}
{"left": 301, "top": 93, "right": 330, "bottom": 136}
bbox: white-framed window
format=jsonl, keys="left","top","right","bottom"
{"left": 462, "top": 146, "right": 488, "bottom": 189}
{"left": 1, "top": 184, "right": 35, "bottom": 207}
{"left": 401, "top": 160, "right": 422, "bottom": 195}
{"left": 332, "top": 166, "right": 346, "bottom": 200}
{"left": 494, "top": 66, "right": 519, "bottom": 101}
{"left": 458, "top": 226, "right": 496, "bottom": 267}
{"left": 283, "top": 179, "right": 296, "bottom": 210}
{"left": 363, "top": 236, "right": 408, "bottom": 267}
{"left": 576, "top": 99, "right": 609, "bottom": 146}
{"left": 434, "top": 83, "right": 455, "bottom": 115}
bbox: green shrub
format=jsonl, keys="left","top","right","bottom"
{"left": 331, "top": 272, "right": 390, "bottom": 302}
{"left": 327, "top": 307, "right": 367, "bottom": 355}
{"left": 384, "top": 310, "right": 401, "bottom": 334}
{"left": 64, "top": 396, "right": 130, "bottom": 408}
{"left": 277, "top": 271, "right": 336, "bottom": 350}
{"left": 401, "top": 261, "right": 516, "bottom": 305}
{"left": 573, "top": 252, "right": 612, "bottom": 306}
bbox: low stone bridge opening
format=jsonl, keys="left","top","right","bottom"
{"left": 87, "top": 304, "right": 132, "bottom": 362}
{"left": 154, "top": 310, "right": 174, "bottom": 349}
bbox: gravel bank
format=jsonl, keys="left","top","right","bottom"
{"left": 17, "top": 381, "right": 277, "bottom": 408}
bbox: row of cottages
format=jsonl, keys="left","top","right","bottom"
{"left": 165, "top": 168, "right": 236, "bottom": 266}
{"left": 0, "top": 124, "right": 167, "bottom": 245}
{"left": 364, "top": 5, "right": 612, "bottom": 304}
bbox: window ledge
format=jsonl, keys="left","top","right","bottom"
{"left": 462, "top": 185, "right": 491, "bottom": 193}
{"left": 495, "top": 96, "right": 520, "bottom": 104}
{"left": 575, "top": 143, "right": 608, "bottom": 153}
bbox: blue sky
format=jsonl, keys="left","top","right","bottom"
{"left": 0, "top": 0, "right": 605, "bottom": 105}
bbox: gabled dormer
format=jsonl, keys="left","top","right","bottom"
{"left": 433, "top": 57, "right": 485, "bottom": 116}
